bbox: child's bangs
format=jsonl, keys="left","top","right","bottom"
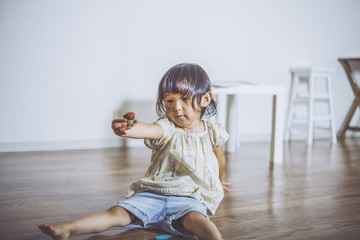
{"left": 165, "top": 77, "right": 195, "bottom": 98}
{"left": 176, "top": 80, "right": 196, "bottom": 98}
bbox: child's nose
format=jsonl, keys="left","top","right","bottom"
{"left": 175, "top": 100, "right": 182, "bottom": 110}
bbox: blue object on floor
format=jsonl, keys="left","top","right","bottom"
{"left": 154, "top": 235, "right": 173, "bottom": 240}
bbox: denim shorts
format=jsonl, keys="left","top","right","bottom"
{"left": 112, "top": 191, "right": 208, "bottom": 238}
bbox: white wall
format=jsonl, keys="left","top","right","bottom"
{"left": 1, "top": 0, "right": 360, "bottom": 151}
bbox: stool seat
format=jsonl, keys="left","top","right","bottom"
{"left": 285, "top": 67, "right": 337, "bottom": 145}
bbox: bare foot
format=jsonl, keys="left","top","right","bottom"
{"left": 38, "top": 224, "right": 70, "bottom": 240}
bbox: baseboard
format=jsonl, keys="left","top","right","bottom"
{"left": 1, "top": 131, "right": 352, "bottom": 152}
{"left": 236, "top": 131, "right": 340, "bottom": 146}
{"left": 0, "top": 138, "right": 123, "bottom": 152}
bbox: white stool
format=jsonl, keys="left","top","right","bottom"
{"left": 284, "top": 67, "right": 337, "bottom": 145}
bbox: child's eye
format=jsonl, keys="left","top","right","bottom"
{"left": 182, "top": 97, "right": 190, "bottom": 103}
{"left": 165, "top": 100, "right": 173, "bottom": 104}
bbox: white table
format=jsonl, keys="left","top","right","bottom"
{"left": 212, "top": 84, "right": 285, "bottom": 164}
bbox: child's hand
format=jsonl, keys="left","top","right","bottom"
{"left": 112, "top": 118, "right": 132, "bottom": 137}
{"left": 112, "top": 112, "right": 162, "bottom": 140}
{"left": 221, "top": 180, "right": 231, "bottom": 192}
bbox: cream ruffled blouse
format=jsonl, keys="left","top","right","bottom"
{"left": 126, "top": 117, "right": 229, "bottom": 215}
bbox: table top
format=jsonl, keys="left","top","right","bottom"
{"left": 212, "top": 83, "right": 285, "bottom": 95}
{"left": 338, "top": 57, "right": 360, "bottom": 62}
{"left": 289, "top": 67, "right": 335, "bottom": 73}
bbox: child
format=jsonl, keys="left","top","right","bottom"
{"left": 39, "top": 63, "right": 230, "bottom": 240}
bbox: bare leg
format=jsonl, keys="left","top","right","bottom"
{"left": 182, "top": 211, "right": 223, "bottom": 240}
{"left": 38, "top": 206, "right": 136, "bottom": 240}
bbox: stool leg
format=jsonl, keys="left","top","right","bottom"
{"left": 326, "top": 74, "right": 337, "bottom": 144}
{"left": 307, "top": 74, "right": 314, "bottom": 145}
{"left": 284, "top": 73, "right": 299, "bottom": 141}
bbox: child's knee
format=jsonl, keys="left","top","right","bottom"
{"left": 182, "top": 212, "right": 223, "bottom": 240}
{"left": 108, "top": 206, "right": 137, "bottom": 226}
{"left": 182, "top": 211, "right": 207, "bottom": 230}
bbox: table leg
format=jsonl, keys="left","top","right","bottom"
{"left": 215, "top": 94, "right": 228, "bottom": 151}
{"left": 214, "top": 94, "right": 237, "bottom": 153}
{"left": 226, "top": 95, "right": 237, "bottom": 153}
{"left": 337, "top": 96, "right": 360, "bottom": 140}
{"left": 216, "top": 94, "right": 227, "bottom": 128}
{"left": 270, "top": 92, "right": 285, "bottom": 164}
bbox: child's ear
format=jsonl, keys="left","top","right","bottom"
{"left": 201, "top": 91, "right": 213, "bottom": 108}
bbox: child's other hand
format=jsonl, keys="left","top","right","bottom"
{"left": 221, "top": 180, "right": 231, "bottom": 192}
{"left": 112, "top": 118, "right": 131, "bottom": 136}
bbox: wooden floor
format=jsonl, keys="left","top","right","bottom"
{"left": 1, "top": 138, "right": 360, "bottom": 240}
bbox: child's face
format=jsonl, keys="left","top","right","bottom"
{"left": 163, "top": 93, "right": 202, "bottom": 129}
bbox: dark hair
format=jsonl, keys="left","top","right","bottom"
{"left": 156, "top": 63, "right": 217, "bottom": 118}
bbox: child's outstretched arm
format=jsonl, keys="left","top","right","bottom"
{"left": 112, "top": 114, "right": 163, "bottom": 140}
{"left": 213, "top": 146, "right": 231, "bottom": 192}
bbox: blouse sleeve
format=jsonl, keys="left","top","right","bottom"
{"left": 207, "top": 118, "right": 229, "bottom": 149}
{"left": 144, "top": 117, "right": 175, "bottom": 150}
